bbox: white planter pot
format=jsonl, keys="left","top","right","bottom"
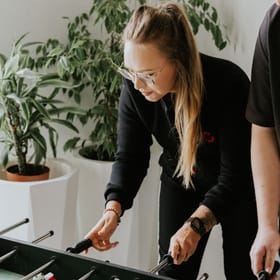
{"left": 0, "top": 158, "right": 78, "bottom": 251}
{"left": 69, "top": 143, "right": 162, "bottom": 271}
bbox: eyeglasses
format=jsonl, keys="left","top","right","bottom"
{"left": 116, "top": 62, "right": 167, "bottom": 87}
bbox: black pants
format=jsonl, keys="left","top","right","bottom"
{"left": 158, "top": 177, "right": 258, "bottom": 280}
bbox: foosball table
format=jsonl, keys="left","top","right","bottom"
{"left": 0, "top": 236, "right": 172, "bottom": 280}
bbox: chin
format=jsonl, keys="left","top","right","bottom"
{"left": 144, "top": 95, "right": 161, "bottom": 102}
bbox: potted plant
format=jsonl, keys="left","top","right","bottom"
{"left": 0, "top": 33, "right": 87, "bottom": 251}
{"left": 0, "top": 33, "right": 84, "bottom": 181}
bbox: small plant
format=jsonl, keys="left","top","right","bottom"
{"left": 0, "top": 34, "right": 84, "bottom": 175}
{"left": 35, "top": 0, "right": 227, "bottom": 162}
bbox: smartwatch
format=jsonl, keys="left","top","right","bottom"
{"left": 186, "top": 217, "right": 206, "bottom": 237}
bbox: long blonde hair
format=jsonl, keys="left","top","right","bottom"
{"left": 123, "top": 2, "right": 204, "bottom": 187}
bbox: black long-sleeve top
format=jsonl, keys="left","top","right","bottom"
{"left": 105, "top": 53, "right": 254, "bottom": 223}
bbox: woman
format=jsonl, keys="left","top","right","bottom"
{"left": 86, "top": 2, "right": 257, "bottom": 279}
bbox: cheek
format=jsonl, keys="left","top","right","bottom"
{"left": 156, "top": 70, "right": 177, "bottom": 93}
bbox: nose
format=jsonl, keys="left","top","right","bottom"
{"left": 133, "top": 76, "right": 146, "bottom": 91}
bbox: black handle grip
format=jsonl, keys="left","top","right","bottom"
{"left": 272, "top": 260, "right": 280, "bottom": 275}
{"left": 258, "top": 260, "right": 280, "bottom": 280}
{"left": 163, "top": 253, "right": 173, "bottom": 265}
{"left": 66, "top": 238, "right": 92, "bottom": 254}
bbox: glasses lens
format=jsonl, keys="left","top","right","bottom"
{"left": 117, "top": 67, "right": 154, "bottom": 86}
{"left": 138, "top": 73, "right": 154, "bottom": 86}
{"left": 117, "top": 68, "right": 134, "bottom": 80}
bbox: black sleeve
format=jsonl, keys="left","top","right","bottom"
{"left": 246, "top": 8, "right": 274, "bottom": 127}
{"left": 105, "top": 79, "right": 153, "bottom": 211}
{"left": 202, "top": 62, "right": 253, "bottom": 222}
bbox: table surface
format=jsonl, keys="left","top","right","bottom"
{"left": 0, "top": 268, "right": 22, "bottom": 279}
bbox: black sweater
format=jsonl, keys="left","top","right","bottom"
{"left": 105, "top": 53, "right": 254, "bottom": 223}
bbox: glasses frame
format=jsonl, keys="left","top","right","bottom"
{"left": 116, "top": 62, "right": 167, "bottom": 87}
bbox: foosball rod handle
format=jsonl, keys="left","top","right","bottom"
{"left": 258, "top": 260, "right": 280, "bottom": 280}
{"left": 66, "top": 238, "right": 92, "bottom": 254}
{"left": 198, "top": 272, "right": 209, "bottom": 280}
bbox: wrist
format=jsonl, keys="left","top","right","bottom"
{"left": 104, "top": 207, "right": 121, "bottom": 225}
{"left": 106, "top": 200, "right": 122, "bottom": 215}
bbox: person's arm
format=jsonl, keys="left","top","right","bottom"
{"left": 250, "top": 124, "right": 280, "bottom": 275}
{"left": 169, "top": 205, "right": 217, "bottom": 264}
{"left": 85, "top": 80, "right": 153, "bottom": 251}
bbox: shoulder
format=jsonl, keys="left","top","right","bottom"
{"left": 264, "top": 3, "right": 280, "bottom": 28}
{"left": 200, "top": 53, "right": 249, "bottom": 88}
{"left": 257, "top": 4, "right": 280, "bottom": 43}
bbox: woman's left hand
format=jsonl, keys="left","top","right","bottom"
{"left": 168, "top": 222, "right": 201, "bottom": 265}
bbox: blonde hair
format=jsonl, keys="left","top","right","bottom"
{"left": 123, "top": 2, "right": 203, "bottom": 187}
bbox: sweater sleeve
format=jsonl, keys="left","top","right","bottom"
{"left": 105, "top": 79, "right": 153, "bottom": 212}
{"left": 201, "top": 61, "right": 253, "bottom": 223}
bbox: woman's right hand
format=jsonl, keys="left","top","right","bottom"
{"left": 85, "top": 201, "right": 121, "bottom": 251}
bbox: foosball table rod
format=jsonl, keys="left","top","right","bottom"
{"left": 0, "top": 218, "right": 29, "bottom": 235}
{"left": 0, "top": 230, "right": 54, "bottom": 264}
{"left": 76, "top": 268, "right": 95, "bottom": 280}
{"left": 20, "top": 258, "right": 55, "bottom": 280}
{"left": 0, "top": 247, "right": 17, "bottom": 264}
{"left": 32, "top": 230, "right": 54, "bottom": 244}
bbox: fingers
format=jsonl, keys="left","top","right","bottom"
{"left": 250, "top": 243, "right": 278, "bottom": 276}
{"left": 251, "top": 248, "right": 266, "bottom": 275}
{"left": 169, "top": 239, "right": 191, "bottom": 265}
{"left": 170, "top": 241, "right": 181, "bottom": 264}
{"left": 250, "top": 230, "right": 280, "bottom": 276}
{"left": 92, "top": 237, "right": 119, "bottom": 251}
{"left": 85, "top": 214, "right": 119, "bottom": 252}
{"left": 168, "top": 224, "right": 200, "bottom": 265}
{"left": 264, "top": 251, "right": 275, "bottom": 274}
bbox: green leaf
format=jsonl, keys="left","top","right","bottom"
{"left": 38, "top": 79, "right": 73, "bottom": 88}
{"left": 16, "top": 68, "right": 41, "bottom": 80}
{"left": 211, "top": 7, "right": 218, "bottom": 23}
{"left": 0, "top": 104, "right": 5, "bottom": 119}
{"left": 63, "top": 137, "right": 81, "bottom": 152}
{"left": 3, "top": 54, "right": 19, "bottom": 78}
{"left": 59, "top": 56, "right": 69, "bottom": 71}
{"left": 48, "top": 106, "right": 85, "bottom": 116}
{"left": 0, "top": 53, "right": 6, "bottom": 69}
{"left": 30, "top": 129, "right": 47, "bottom": 151}
{"left": 30, "top": 98, "right": 51, "bottom": 120}
{"left": 47, "top": 47, "right": 64, "bottom": 57}
{"left": 6, "top": 93, "right": 23, "bottom": 105}
{"left": 50, "top": 119, "right": 79, "bottom": 133}
{"left": 48, "top": 127, "right": 58, "bottom": 158}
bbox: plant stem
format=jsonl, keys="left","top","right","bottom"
{"left": 7, "top": 107, "right": 27, "bottom": 175}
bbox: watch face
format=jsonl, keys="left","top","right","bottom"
{"left": 192, "top": 218, "right": 200, "bottom": 229}
{"left": 187, "top": 217, "right": 206, "bottom": 236}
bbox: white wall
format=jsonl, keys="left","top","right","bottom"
{"left": 195, "top": 0, "right": 272, "bottom": 76}
{"left": 0, "top": 0, "right": 276, "bottom": 279}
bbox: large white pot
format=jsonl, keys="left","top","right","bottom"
{"left": 0, "top": 158, "right": 79, "bottom": 251}
{"left": 69, "top": 143, "right": 162, "bottom": 271}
